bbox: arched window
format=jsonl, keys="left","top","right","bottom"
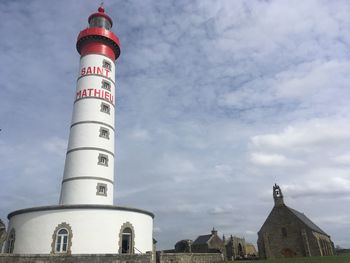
{"left": 6, "top": 229, "right": 15, "bottom": 253}
{"left": 56, "top": 228, "right": 69, "bottom": 253}
{"left": 51, "top": 222, "right": 73, "bottom": 254}
{"left": 118, "top": 222, "right": 135, "bottom": 254}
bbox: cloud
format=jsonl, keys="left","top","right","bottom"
{"left": 332, "top": 153, "right": 350, "bottom": 165}
{"left": 42, "top": 137, "right": 67, "bottom": 156}
{"left": 272, "top": 60, "right": 350, "bottom": 99}
{"left": 251, "top": 119, "right": 350, "bottom": 150}
{"left": 250, "top": 152, "right": 304, "bottom": 167}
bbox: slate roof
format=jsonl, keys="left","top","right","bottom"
{"left": 192, "top": 234, "right": 212, "bottom": 245}
{"left": 288, "top": 207, "right": 328, "bottom": 236}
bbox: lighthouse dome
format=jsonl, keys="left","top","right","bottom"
{"left": 88, "top": 6, "right": 113, "bottom": 30}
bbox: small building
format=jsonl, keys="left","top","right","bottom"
{"left": 225, "top": 235, "right": 257, "bottom": 260}
{"left": 225, "top": 235, "right": 246, "bottom": 260}
{"left": 191, "top": 228, "right": 224, "bottom": 253}
{"left": 245, "top": 242, "right": 258, "bottom": 257}
{"left": 257, "top": 184, "right": 334, "bottom": 259}
{"left": 175, "top": 239, "right": 192, "bottom": 253}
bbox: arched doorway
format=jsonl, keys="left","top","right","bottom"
{"left": 282, "top": 248, "right": 296, "bottom": 257}
{"left": 238, "top": 243, "right": 244, "bottom": 258}
{"left": 118, "top": 222, "right": 135, "bottom": 254}
{"left": 121, "top": 227, "right": 132, "bottom": 254}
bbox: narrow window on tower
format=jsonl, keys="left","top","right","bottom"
{"left": 99, "top": 127, "right": 110, "bottom": 139}
{"left": 102, "top": 59, "right": 112, "bottom": 71}
{"left": 98, "top": 153, "right": 109, "bottom": 166}
{"left": 96, "top": 183, "right": 107, "bottom": 196}
{"left": 281, "top": 227, "right": 287, "bottom": 238}
{"left": 100, "top": 102, "right": 110, "bottom": 114}
{"left": 101, "top": 80, "right": 111, "bottom": 91}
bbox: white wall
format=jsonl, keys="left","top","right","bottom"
{"left": 60, "top": 53, "right": 117, "bottom": 205}
{"left": 7, "top": 207, "right": 153, "bottom": 254}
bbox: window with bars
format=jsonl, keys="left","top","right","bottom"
{"left": 99, "top": 127, "right": 110, "bottom": 139}
{"left": 101, "top": 80, "right": 111, "bottom": 91}
{"left": 96, "top": 183, "right": 107, "bottom": 196}
{"left": 100, "top": 102, "right": 111, "bottom": 114}
{"left": 98, "top": 153, "right": 109, "bottom": 166}
{"left": 102, "top": 59, "right": 112, "bottom": 71}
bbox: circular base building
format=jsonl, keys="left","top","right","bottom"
{"left": 7, "top": 205, "right": 153, "bottom": 254}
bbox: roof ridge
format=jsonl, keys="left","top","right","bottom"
{"left": 287, "top": 206, "right": 328, "bottom": 236}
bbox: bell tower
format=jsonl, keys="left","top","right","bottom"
{"left": 273, "top": 183, "right": 285, "bottom": 207}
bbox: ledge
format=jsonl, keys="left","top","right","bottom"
{"left": 8, "top": 204, "right": 154, "bottom": 219}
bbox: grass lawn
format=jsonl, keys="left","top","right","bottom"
{"left": 218, "top": 254, "right": 350, "bottom": 263}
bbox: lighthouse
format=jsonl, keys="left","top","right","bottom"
{"left": 5, "top": 6, "right": 154, "bottom": 255}
{"left": 59, "top": 6, "right": 119, "bottom": 205}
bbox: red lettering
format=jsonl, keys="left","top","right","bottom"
{"left": 97, "top": 67, "right": 103, "bottom": 75}
{"left": 111, "top": 95, "right": 114, "bottom": 104}
{"left": 81, "top": 68, "right": 86, "bottom": 76}
{"left": 94, "top": 89, "right": 101, "bottom": 97}
{"left": 76, "top": 90, "right": 81, "bottom": 99}
{"left": 105, "top": 92, "right": 110, "bottom": 101}
{"left": 86, "top": 67, "right": 92, "bottom": 74}
{"left": 105, "top": 69, "right": 110, "bottom": 78}
{"left": 88, "top": 88, "right": 93, "bottom": 96}
{"left": 81, "top": 89, "right": 87, "bottom": 97}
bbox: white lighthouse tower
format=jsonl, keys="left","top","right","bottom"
{"left": 59, "top": 6, "right": 119, "bottom": 206}
{"left": 5, "top": 6, "right": 154, "bottom": 255}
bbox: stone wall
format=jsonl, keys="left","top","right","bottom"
{"left": 257, "top": 206, "right": 307, "bottom": 259}
{"left": 158, "top": 253, "right": 223, "bottom": 263}
{"left": 0, "top": 253, "right": 151, "bottom": 263}
{"left": 0, "top": 253, "right": 222, "bottom": 263}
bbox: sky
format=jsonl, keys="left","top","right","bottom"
{"left": 1, "top": 0, "right": 350, "bottom": 250}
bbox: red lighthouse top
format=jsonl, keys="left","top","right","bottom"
{"left": 76, "top": 6, "right": 121, "bottom": 61}
{"left": 88, "top": 5, "right": 113, "bottom": 28}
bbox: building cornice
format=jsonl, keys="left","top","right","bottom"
{"left": 8, "top": 205, "right": 154, "bottom": 219}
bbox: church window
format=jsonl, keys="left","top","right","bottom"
{"left": 281, "top": 227, "right": 287, "bottom": 238}
{"left": 96, "top": 183, "right": 107, "bottom": 196}
{"left": 99, "top": 127, "right": 110, "bottom": 139}
{"left": 103, "top": 60, "right": 112, "bottom": 71}
{"left": 101, "top": 80, "right": 111, "bottom": 91}
{"left": 100, "top": 102, "right": 110, "bottom": 114}
{"left": 98, "top": 153, "right": 109, "bottom": 166}
{"left": 6, "top": 228, "right": 15, "bottom": 253}
{"left": 51, "top": 222, "right": 72, "bottom": 254}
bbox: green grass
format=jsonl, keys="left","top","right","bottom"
{"left": 218, "top": 254, "right": 350, "bottom": 263}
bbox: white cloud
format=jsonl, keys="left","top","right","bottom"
{"left": 250, "top": 152, "right": 303, "bottom": 167}
{"left": 128, "top": 128, "right": 151, "bottom": 141}
{"left": 332, "top": 153, "right": 350, "bottom": 165}
{"left": 42, "top": 137, "right": 67, "bottom": 156}
{"left": 272, "top": 60, "right": 350, "bottom": 99}
{"left": 251, "top": 119, "right": 350, "bottom": 150}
